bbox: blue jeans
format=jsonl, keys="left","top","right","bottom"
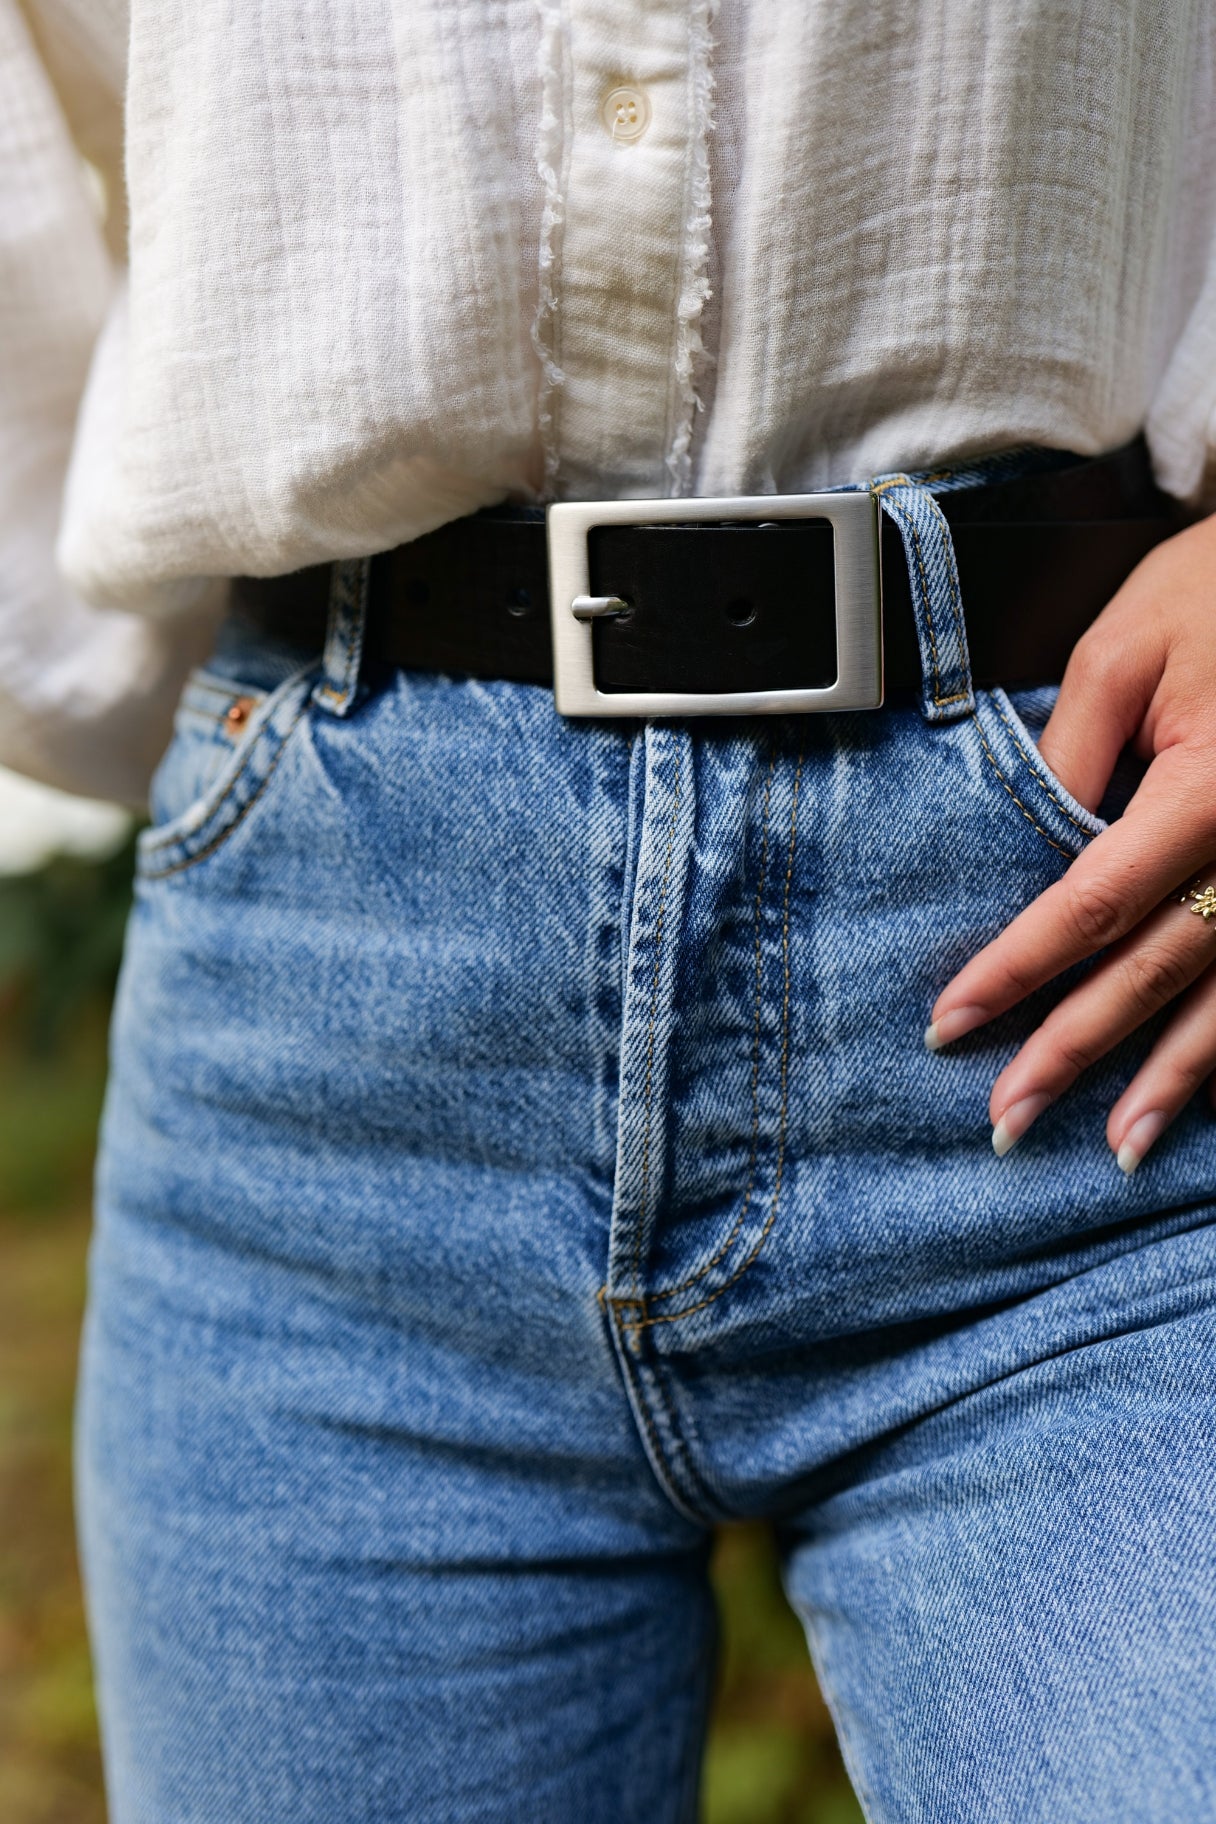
{"left": 79, "top": 461, "right": 1216, "bottom": 1822}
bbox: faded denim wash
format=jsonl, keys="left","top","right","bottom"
{"left": 77, "top": 455, "right": 1216, "bottom": 1823}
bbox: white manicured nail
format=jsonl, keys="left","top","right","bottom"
{"left": 925, "top": 1005, "right": 988, "bottom": 1050}
{"left": 1116, "top": 1110, "right": 1168, "bottom": 1176}
{"left": 992, "top": 1092, "right": 1053, "bottom": 1157}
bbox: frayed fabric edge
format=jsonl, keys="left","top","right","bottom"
{"left": 532, "top": 0, "right": 568, "bottom": 499}
{"left": 665, "top": 0, "right": 718, "bottom": 498}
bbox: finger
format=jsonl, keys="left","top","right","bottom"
{"left": 1105, "top": 958, "right": 1216, "bottom": 1173}
{"left": 926, "top": 748, "right": 1216, "bottom": 1045}
{"left": 1034, "top": 552, "right": 1167, "bottom": 812}
{"left": 984, "top": 888, "right": 1216, "bottom": 1153}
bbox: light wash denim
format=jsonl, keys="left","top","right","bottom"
{"left": 78, "top": 455, "right": 1216, "bottom": 1822}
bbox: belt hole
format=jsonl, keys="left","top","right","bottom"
{"left": 506, "top": 587, "right": 532, "bottom": 617}
{"left": 725, "top": 597, "right": 756, "bottom": 628}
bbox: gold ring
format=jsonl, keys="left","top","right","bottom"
{"left": 1180, "top": 878, "right": 1216, "bottom": 922}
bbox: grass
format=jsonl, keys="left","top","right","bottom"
{"left": 0, "top": 1033, "right": 107, "bottom": 1824}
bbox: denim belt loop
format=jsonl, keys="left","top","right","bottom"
{"left": 868, "top": 474, "right": 976, "bottom": 724}
{"left": 311, "top": 556, "right": 371, "bottom": 717}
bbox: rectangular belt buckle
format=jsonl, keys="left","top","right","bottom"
{"left": 546, "top": 491, "right": 883, "bottom": 718}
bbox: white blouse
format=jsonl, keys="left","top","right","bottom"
{"left": 2, "top": 0, "right": 1214, "bottom": 804}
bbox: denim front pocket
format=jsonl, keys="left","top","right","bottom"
{"left": 136, "top": 656, "right": 321, "bottom": 880}
{"left": 145, "top": 668, "right": 271, "bottom": 831}
{"left": 968, "top": 683, "right": 1108, "bottom": 864}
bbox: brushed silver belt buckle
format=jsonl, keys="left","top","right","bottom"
{"left": 546, "top": 491, "right": 883, "bottom": 718}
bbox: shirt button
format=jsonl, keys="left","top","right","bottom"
{"left": 600, "top": 84, "right": 651, "bottom": 143}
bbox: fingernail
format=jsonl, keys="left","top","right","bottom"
{"left": 924, "top": 1005, "right": 988, "bottom": 1051}
{"left": 991, "top": 1092, "right": 1053, "bottom": 1157}
{"left": 1115, "top": 1109, "right": 1168, "bottom": 1177}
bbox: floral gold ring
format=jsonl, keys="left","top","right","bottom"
{"left": 1180, "top": 878, "right": 1216, "bottom": 923}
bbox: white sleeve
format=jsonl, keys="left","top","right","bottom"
{"left": 0, "top": 0, "right": 220, "bottom": 811}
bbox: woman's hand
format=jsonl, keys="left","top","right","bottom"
{"left": 925, "top": 508, "right": 1216, "bottom": 1172}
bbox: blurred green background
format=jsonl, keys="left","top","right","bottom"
{"left": 0, "top": 819, "right": 864, "bottom": 1824}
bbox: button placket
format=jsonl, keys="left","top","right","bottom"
{"left": 540, "top": 0, "right": 716, "bottom": 499}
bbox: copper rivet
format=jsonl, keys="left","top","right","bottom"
{"left": 225, "top": 696, "right": 252, "bottom": 730}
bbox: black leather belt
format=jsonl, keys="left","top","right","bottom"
{"left": 230, "top": 436, "right": 1186, "bottom": 712}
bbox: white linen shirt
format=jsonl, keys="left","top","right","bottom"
{"left": 3, "top": 0, "right": 1215, "bottom": 804}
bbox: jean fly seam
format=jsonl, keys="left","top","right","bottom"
{"left": 622, "top": 743, "right": 804, "bottom": 1336}
{"left": 138, "top": 694, "right": 313, "bottom": 879}
{"left": 990, "top": 698, "right": 1096, "bottom": 838}
{"left": 628, "top": 745, "right": 684, "bottom": 1302}
{"left": 639, "top": 748, "right": 776, "bottom": 1308}
{"left": 970, "top": 710, "right": 1077, "bottom": 861}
